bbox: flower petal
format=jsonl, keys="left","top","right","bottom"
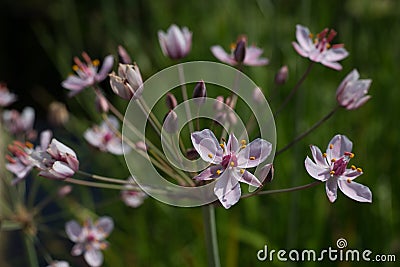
{"left": 52, "top": 161, "right": 75, "bottom": 178}
{"left": 295, "top": 25, "right": 315, "bottom": 53}
{"left": 84, "top": 249, "right": 103, "bottom": 267}
{"left": 94, "top": 216, "right": 114, "bottom": 239}
{"left": 323, "top": 47, "right": 349, "bottom": 62}
{"left": 71, "top": 243, "right": 84, "bottom": 256}
{"left": 327, "top": 134, "right": 352, "bottom": 160}
{"left": 304, "top": 156, "right": 329, "bottom": 181}
{"left": 210, "top": 45, "right": 237, "bottom": 65}
{"left": 310, "top": 145, "right": 329, "bottom": 167}
{"left": 226, "top": 133, "right": 239, "bottom": 154}
{"left": 191, "top": 129, "right": 223, "bottom": 163}
{"left": 292, "top": 42, "right": 310, "bottom": 57}
{"left": 96, "top": 55, "right": 114, "bottom": 82}
{"left": 65, "top": 220, "right": 82, "bottom": 242}
{"left": 244, "top": 46, "right": 269, "bottom": 66}
{"left": 193, "top": 165, "right": 224, "bottom": 181}
{"left": 338, "top": 179, "right": 372, "bottom": 203}
{"left": 325, "top": 177, "right": 338, "bottom": 203}
{"left": 214, "top": 170, "right": 241, "bottom": 209}
{"left": 237, "top": 138, "right": 272, "bottom": 168}
{"left": 234, "top": 169, "right": 262, "bottom": 187}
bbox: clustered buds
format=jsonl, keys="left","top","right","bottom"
{"left": 109, "top": 63, "right": 143, "bottom": 100}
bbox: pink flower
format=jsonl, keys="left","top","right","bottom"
{"left": 305, "top": 134, "right": 372, "bottom": 203}
{"left": 62, "top": 52, "right": 114, "bottom": 96}
{"left": 109, "top": 63, "right": 143, "bottom": 100}
{"left": 191, "top": 129, "right": 272, "bottom": 208}
{"left": 211, "top": 36, "right": 269, "bottom": 66}
{"left": 158, "top": 24, "right": 192, "bottom": 60}
{"left": 31, "top": 138, "right": 79, "bottom": 180}
{"left": 292, "top": 24, "right": 349, "bottom": 70}
{"left": 6, "top": 130, "right": 52, "bottom": 184}
{"left": 66, "top": 217, "right": 114, "bottom": 267}
{"left": 121, "top": 176, "right": 147, "bottom": 208}
{"left": 0, "top": 82, "right": 17, "bottom": 107}
{"left": 336, "top": 69, "right": 372, "bottom": 110}
{"left": 84, "top": 116, "right": 130, "bottom": 155}
{"left": 2, "top": 106, "right": 35, "bottom": 138}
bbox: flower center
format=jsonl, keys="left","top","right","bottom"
{"left": 221, "top": 154, "right": 237, "bottom": 169}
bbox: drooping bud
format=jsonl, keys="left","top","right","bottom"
{"left": 233, "top": 36, "right": 247, "bottom": 63}
{"left": 165, "top": 92, "right": 178, "bottom": 110}
{"left": 192, "top": 80, "right": 207, "bottom": 105}
{"left": 95, "top": 94, "right": 109, "bottom": 113}
{"left": 163, "top": 110, "right": 179, "bottom": 134}
{"left": 274, "top": 65, "right": 289, "bottom": 85}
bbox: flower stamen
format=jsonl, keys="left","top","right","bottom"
{"left": 208, "top": 153, "right": 213, "bottom": 159}
{"left": 249, "top": 156, "right": 256, "bottom": 160}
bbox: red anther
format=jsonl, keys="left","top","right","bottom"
{"left": 327, "top": 29, "right": 337, "bottom": 43}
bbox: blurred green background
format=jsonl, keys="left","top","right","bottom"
{"left": 0, "top": 0, "right": 399, "bottom": 266}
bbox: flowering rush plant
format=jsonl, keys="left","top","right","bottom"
{"left": 0, "top": 23, "right": 373, "bottom": 266}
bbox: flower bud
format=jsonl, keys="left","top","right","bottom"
{"left": 48, "top": 102, "right": 69, "bottom": 127}
{"left": 233, "top": 36, "right": 247, "bottom": 63}
{"left": 186, "top": 148, "right": 199, "bottom": 160}
{"left": 95, "top": 94, "right": 109, "bottom": 113}
{"left": 163, "top": 110, "right": 179, "bottom": 134}
{"left": 58, "top": 185, "right": 73, "bottom": 197}
{"left": 275, "top": 65, "right": 289, "bottom": 85}
{"left": 165, "top": 92, "right": 178, "bottom": 110}
{"left": 109, "top": 63, "right": 143, "bottom": 100}
{"left": 134, "top": 141, "right": 148, "bottom": 152}
{"left": 118, "top": 45, "right": 132, "bottom": 64}
{"left": 158, "top": 24, "right": 192, "bottom": 60}
{"left": 192, "top": 80, "right": 207, "bottom": 105}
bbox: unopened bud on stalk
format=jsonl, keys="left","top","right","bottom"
{"left": 192, "top": 80, "right": 207, "bottom": 105}
{"left": 58, "top": 185, "right": 73, "bottom": 197}
{"left": 135, "top": 141, "right": 148, "bottom": 151}
{"left": 118, "top": 45, "right": 132, "bottom": 64}
{"left": 165, "top": 92, "right": 178, "bottom": 110}
{"left": 275, "top": 65, "right": 289, "bottom": 85}
{"left": 95, "top": 94, "right": 109, "bottom": 113}
{"left": 163, "top": 110, "right": 179, "bottom": 134}
{"left": 186, "top": 148, "right": 199, "bottom": 160}
{"left": 234, "top": 36, "right": 247, "bottom": 63}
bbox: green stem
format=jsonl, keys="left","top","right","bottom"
{"left": 24, "top": 235, "right": 39, "bottom": 267}
{"left": 202, "top": 204, "right": 221, "bottom": 267}
{"left": 275, "top": 62, "right": 314, "bottom": 116}
{"left": 178, "top": 64, "right": 194, "bottom": 133}
{"left": 276, "top": 105, "right": 340, "bottom": 156}
{"left": 242, "top": 181, "right": 322, "bottom": 199}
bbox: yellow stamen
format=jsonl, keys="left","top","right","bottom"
{"left": 331, "top": 158, "right": 336, "bottom": 163}
{"left": 241, "top": 140, "right": 246, "bottom": 145}
{"left": 329, "top": 144, "right": 333, "bottom": 149}
{"left": 323, "top": 153, "right": 327, "bottom": 158}
{"left": 240, "top": 169, "right": 245, "bottom": 174}
{"left": 330, "top": 170, "right": 335, "bottom": 175}
{"left": 346, "top": 178, "right": 352, "bottom": 183}
{"left": 249, "top": 156, "right": 256, "bottom": 160}
{"left": 351, "top": 165, "right": 356, "bottom": 170}
{"left": 326, "top": 43, "right": 331, "bottom": 49}
{"left": 349, "top": 153, "right": 354, "bottom": 159}
{"left": 220, "top": 143, "right": 225, "bottom": 149}
{"left": 72, "top": 65, "right": 79, "bottom": 71}
{"left": 230, "top": 43, "right": 236, "bottom": 51}
{"left": 357, "top": 168, "right": 363, "bottom": 173}
{"left": 241, "top": 145, "right": 246, "bottom": 149}
{"left": 99, "top": 243, "right": 108, "bottom": 250}
{"left": 230, "top": 162, "right": 235, "bottom": 167}
{"left": 92, "top": 59, "right": 100, "bottom": 66}
{"left": 309, "top": 33, "right": 314, "bottom": 39}
{"left": 25, "top": 142, "right": 34, "bottom": 149}
{"left": 208, "top": 153, "right": 213, "bottom": 159}
{"left": 216, "top": 170, "right": 222, "bottom": 175}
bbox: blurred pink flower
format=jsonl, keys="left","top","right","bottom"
{"left": 109, "top": 63, "right": 143, "bottom": 100}
{"left": 305, "top": 134, "right": 372, "bottom": 203}
{"left": 66, "top": 217, "right": 114, "bottom": 267}
{"left": 117, "top": 45, "right": 132, "bottom": 64}
{"left": 84, "top": 116, "right": 130, "bottom": 155}
{"left": 214, "top": 96, "right": 237, "bottom": 125}
{"left": 191, "top": 129, "right": 272, "bottom": 208}
{"left": 158, "top": 24, "right": 192, "bottom": 60}
{"left": 2, "top": 106, "right": 35, "bottom": 137}
{"left": 121, "top": 176, "right": 147, "bottom": 208}
{"left": 336, "top": 69, "right": 372, "bottom": 110}
{"left": 292, "top": 24, "right": 349, "bottom": 70}
{"left": 211, "top": 36, "right": 269, "bottom": 66}
{"left": 0, "top": 82, "right": 17, "bottom": 107}
{"left": 62, "top": 52, "right": 114, "bottom": 96}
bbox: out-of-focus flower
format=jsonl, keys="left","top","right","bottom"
{"left": 305, "top": 134, "right": 372, "bottom": 203}
{"left": 46, "top": 260, "right": 70, "bottom": 267}
{"left": 211, "top": 35, "right": 269, "bottom": 66}
{"left": 57, "top": 185, "right": 73, "bottom": 197}
{"left": 6, "top": 130, "right": 52, "bottom": 184}
{"left": 31, "top": 138, "right": 79, "bottom": 180}
{"left": 165, "top": 92, "right": 178, "bottom": 110}
{"left": 121, "top": 176, "right": 147, "bottom": 208}
{"left": 84, "top": 116, "right": 130, "bottom": 155}
{"left": 48, "top": 101, "right": 69, "bottom": 127}
{"left": 95, "top": 94, "right": 109, "bottom": 113}
{"left": 2, "top": 106, "right": 35, "bottom": 138}
{"left": 109, "top": 63, "right": 143, "bottom": 100}
{"left": 0, "top": 82, "right": 17, "bottom": 107}
{"left": 158, "top": 24, "right": 192, "bottom": 60}
{"left": 275, "top": 65, "right": 289, "bottom": 85}
{"left": 252, "top": 87, "right": 265, "bottom": 105}
{"left": 191, "top": 129, "right": 272, "bottom": 208}
{"left": 214, "top": 96, "right": 237, "bottom": 125}
{"left": 163, "top": 110, "right": 179, "bottom": 134}
{"left": 292, "top": 24, "right": 349, "bottom": 70}
{"left": 336, "top": 69, "right": 372, "bottom": 110}
{"left": 62, "top": 52, "right": 114, "bottom": 96}
{"left": 192, "top": 80, "right": 207, "bottom": 105}
{"left": 118, "top": 45, "right": 132, "bottom": 64}
{"left": 66, "top": 217, "right": 114, "bottom": 267}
